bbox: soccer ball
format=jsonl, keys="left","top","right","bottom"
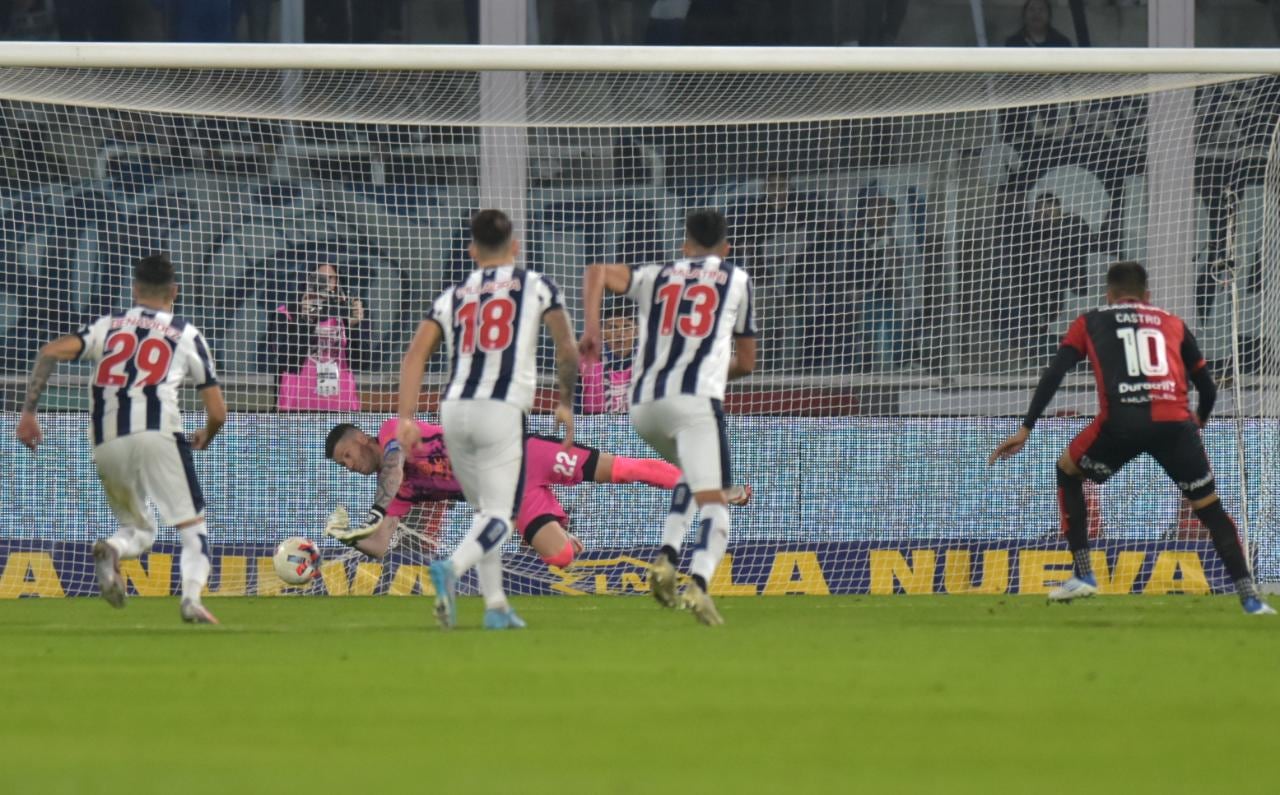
{"left": 273, "top": 536, "right": 322, "bottom": 585}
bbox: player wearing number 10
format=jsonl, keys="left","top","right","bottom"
{"left": 990, "top": 261, "right": 1273, "bottom": 615}
{"left": 14, "top": 254, "right": 227, "bottom": 624}
{"left": 581, "top": 209, "right": 757, "bottom": 625}
{"left": 397, "top": 209, "right": 578, "bottom": 631}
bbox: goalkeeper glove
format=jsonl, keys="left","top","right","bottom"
{"left": 324, "top": 504, "right": 386, "bottom": 546}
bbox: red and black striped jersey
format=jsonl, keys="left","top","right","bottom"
{"left": 1061, "top": 302, "right": 1206, "bottom": 425}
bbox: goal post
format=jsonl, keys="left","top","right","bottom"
{"left": 0, "top": 43, "right": 1277, "bottom": 599}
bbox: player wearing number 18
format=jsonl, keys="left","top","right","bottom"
{"left": 581, "top": 209, "right": 757, "bottom": 625}
{"left": 14, "top": 254, "right": 226, "bottom": 624}
{"left": 989, "top": 261, "right": 1273, "bottom": 615}
{"left": 397, "top": 209, "right": 578, "bottom": 631}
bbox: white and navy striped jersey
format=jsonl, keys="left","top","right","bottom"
{"left": 626, "top": 255, "right": 756, "bottom": 405}
{"left": 75, "top": 307, "right": 218, "bottom": 446}
{"left": 430, "top": 265, "right": 563, "bottom": 412}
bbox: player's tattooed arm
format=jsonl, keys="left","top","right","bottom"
{"left": 22, "top": 354, "right": 56, "bottom": 413}
{"left": 21, "top": 335, "right": 83, "bottom": 413}
{"left": 371, "top": 445, "right": 406, "bottom": 518}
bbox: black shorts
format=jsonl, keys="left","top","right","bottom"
{"left": 1067, "top": 418, "right": 1216, "bottom": 500}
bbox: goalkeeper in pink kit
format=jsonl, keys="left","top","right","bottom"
{"left": 324, "top": 418, "right": 751, "bottom": 567}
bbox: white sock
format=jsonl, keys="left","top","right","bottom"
{"left": 451, "top": 513, "right": 511, "bottom": 578}
{"left": 661, "top": 481, "right": 696, "bottom": 553}
{"left": 179, "top": 520, "right": 211, "bottom": 603}
{"left": 107, "top": 523, "right": 156, "bottom": 559}
{"left": 477, "top": 550, "right": 509, "bottom": 611}
{"left": 689, "top": 502, "right": 730, "bottom": 586}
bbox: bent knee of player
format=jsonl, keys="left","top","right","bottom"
{"left": 525, "top": 518, "right": 567, "bottom": 554}
{"left": 1056, "top": 450, "right": 1083, "bottom": 478}
{"left": 528, "top": 520, "right": 576, "bottom": 568}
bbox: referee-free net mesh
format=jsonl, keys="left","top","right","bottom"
{"left": 1, "top": 54, "right": 1278, "bottom": 600}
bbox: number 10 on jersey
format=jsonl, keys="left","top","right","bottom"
{"left": 1116, "top": 327, "right": 1169, "bottom": 377}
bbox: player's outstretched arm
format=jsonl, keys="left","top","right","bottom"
{"left": 16, "top": 334, "right": 83, "bottom": 452}
{"left": 544, "top": 307, "right": 579, "bottom": 449}
{"left": 324, "top": 505, "right": 400, "bottom": 558}
{"left": 192, "top": 385, "right": 227, "bottom": 450}
{"left": 728, "top": 336, "right": 757, "bottom": 381}
{"left": 579, "top": 263, "right": 631, "bottom": 361}
{"left": 396, "top": 319, "right": 442, "bottom": 452}
{"left": 988, "top": 344, "right": 1083, "bottom": 465}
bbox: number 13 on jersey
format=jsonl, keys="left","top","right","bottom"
{"left": 656, "top": 282, "right": 719, "bottom": 338}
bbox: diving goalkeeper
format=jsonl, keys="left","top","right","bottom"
{"left": 323, "top": 419, "right": 751, "bottom": 568}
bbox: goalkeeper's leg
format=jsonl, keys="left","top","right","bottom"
{"left": 523, "top": 515, "right": 582, "bottom": 569}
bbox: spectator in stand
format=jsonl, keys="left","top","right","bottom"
{"left": 1007, "top": 193, "right": 1096, "bottom": 360}
{"left": 732, "top": 171, "right": 837, "bottom": 371}
{"left": 580, "top": 305, "right": 637, "bottom": 413}
{"left": 848, "top": 193, "right": 906, "bottom": 372}
{"left": 265, "top": 263, "right": 364, "bottom": 412}
{"left": 1004, "top": 0, "right": 1072, "bottom": 48}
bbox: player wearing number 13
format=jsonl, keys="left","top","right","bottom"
{"left": 14, "top": 254, "right": 226, "bottom": 624}
{"left": 989, "top": 261, "right": 1272, "bottom": 614}
{"left": 581, "top": 209, "right": 757, "bottom": 625}
{"left": 397, "top": 209, "right": 578, "bottom": 631}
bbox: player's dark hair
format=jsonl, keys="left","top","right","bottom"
{"left": 325, "top": 423, "right": 361, "bottom": 460}
{"left": 134, "top": 253, "right": 175, "bottom": 290}
{"left": 471, "top": 209, "right": 513, "bottom": 250}
{"left": 1107, "top": 261, "right": 1148, "bottom": 298}
{"left": 685, "top": 209, "right": 727, "bottom": 249}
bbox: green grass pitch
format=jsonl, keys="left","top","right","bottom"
{"left": 1, "top": 595, "right": 1276, "bottom": 794}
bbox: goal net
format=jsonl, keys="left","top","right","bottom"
{"left": 1, "top": 44, "right": 1277, "bottom": 599}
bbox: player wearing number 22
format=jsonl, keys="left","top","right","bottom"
{"left": 15, "top": 254, "right": 227, "bottom": 624}
{"left": 397, "top": 209, "right": 578, "bottom": 631}
{"left": 990, "top": 261, "right": 1273, "bottom": 614}
{"left": 581, "top": 209, "right": 758, "bottom": 625}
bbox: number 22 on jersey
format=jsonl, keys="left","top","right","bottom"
{"left": 95, "top": 332, "right": 174, "bottom": 387}
{"left": 655, "top": 282, "right": 719, "bottom": 338}
{"left": 457, "top": 297, "right": 516, "bottom": 355}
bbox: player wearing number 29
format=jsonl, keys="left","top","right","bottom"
{"left": 581, "top": 209, "right": 757, "bottom": 626}
{"left": 14, "top": 254, "right": 227, "bottom": 624}
{"left": 990, "top": 261, "right": 1273, "bottom": 615}
{"left": 397, "top": 209, "right": 578, "bottom": 631}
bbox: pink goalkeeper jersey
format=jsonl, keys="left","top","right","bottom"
{"left": 377, "top": 418, "right": 463, "bottom": 518}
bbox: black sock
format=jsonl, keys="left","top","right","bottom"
{"left": 1193, "top": 500, "right": 1254, "bottom": 596}
{"left": 1057, "top": 466, "right": 1093, "bottom": 578}
{"left": 691, "top": 574, "right": 708, "bottom": 592}
{"left": 660, "top": 545, "right": 678, "bottom": 566}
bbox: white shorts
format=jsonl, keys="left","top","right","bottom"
{"left": 440, "top": 399, "right": 525, "bottom": 520}
{"left": 92, "top": 431, "right": 206, "bottom": 529}
{"left": 630, "top": 395, "right": 731, "bottom": 493}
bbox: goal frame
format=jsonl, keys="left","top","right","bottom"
{"left": 1, "top": 42, "right": 1278, "bottom": 596}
